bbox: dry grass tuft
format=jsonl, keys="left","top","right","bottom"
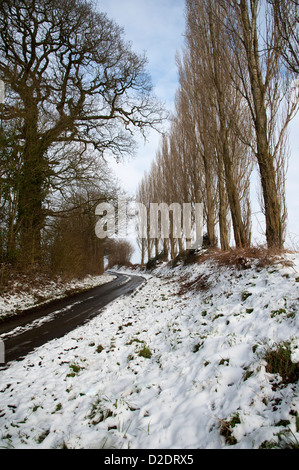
{"left": 171, "top": 245, "right": 286, "bottom": 272}
{"left": 193, "top": 245, "right": 286, "bottom": 271}
{"left": 178, "top": 273, "right": 211, "bottom": 295}
{"left": 176, "top": 245, "right": 291, "bottom": 295}
{"left": 208, "top": 246, "right": 274, "bottom": 270}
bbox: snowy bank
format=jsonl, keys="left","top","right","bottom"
{"left": 0, "top": 251, "right": 298, "bottom": 449}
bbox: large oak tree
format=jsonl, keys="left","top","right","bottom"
{"left": 0, "top": 0, "right": 163, "bottom": 265}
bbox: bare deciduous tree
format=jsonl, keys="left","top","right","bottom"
{"left": 136, "top": 0, "right": 296, "bottom": 258}
{"left": 268, "top": 0, "right": 299, "bottom": 74}
{"left": 184, "top": 0, "right": 253, "bottom": 248}
{"left": 0, "top": 0, "right": 164, "bottom": 266}
{"left": 49, "top": 188, "right": 106, "bottom": 278}
{"left": 105, "top": 239, "right": 135, "bottom": 268}
{"left": 221, "top": 0, "right": 297, "bottom": 249}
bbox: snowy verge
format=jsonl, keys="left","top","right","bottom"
{"left": 0, "top": 252, "right": 298, "bottom": 449}
{"left": 0, "top": 273, "right": 116, "bottom": 322}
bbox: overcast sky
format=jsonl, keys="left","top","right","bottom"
{"left": 96, "top": 0, "right": 299, "bottom": 255}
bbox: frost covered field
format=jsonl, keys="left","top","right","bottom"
{"left": 0, "top": 251, "right": 298, "bottom": 449}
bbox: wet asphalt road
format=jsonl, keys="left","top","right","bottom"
{"left": 0, "top": 272, "right": 145, "bottom": 365}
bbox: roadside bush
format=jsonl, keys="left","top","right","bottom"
{"left": 106, "top": 239, "right": 135, "bottom": 268}
{"left": 206, "top": 246, "right": 281, "bottom": 270}
{"left": 171, "top": 249, "right": 199, "bottom": 267}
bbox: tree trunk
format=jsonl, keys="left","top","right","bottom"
{"left": 239, "top": 0, "right": 283, "bottom": 250}
{"left": 256, "top": 128, "right": 283, "bottom": 249}
{"left": 140, "top": 238, "right": 146, "bottom": 265}
{"left": 155, "top": 238, "right": 159, "bottom": 258}
{"left": 201, "top": 149, "right": 217, "bottom": 247}
{"left": 163, "top": 238, "right": 169, "bottom": 259}
{"left": 217, "top": 155, "right": 230, "bottom": 251}
{"left": 221, "top": 129, "right": 249, "bottom": 248}
{"left": 18, "top": 105, "right": 46, "bottom": 266}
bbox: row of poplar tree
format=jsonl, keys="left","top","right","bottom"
{"left": 136, "top": 0, "right": 298, "bottom": 264}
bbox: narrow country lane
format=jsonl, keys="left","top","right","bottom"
{"left": 0, "top": 272, "right": 145, "bottom": 365}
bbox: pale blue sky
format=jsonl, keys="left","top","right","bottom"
{"left": 96, "top": 0, "right": 299, "bottom": 252}
{"left": 97, "top": 0, "right": 185, "bottom": 195}
{"left": 98, "top": 0, "right": 185, "bottom": 108}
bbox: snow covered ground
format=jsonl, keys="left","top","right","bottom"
{"left": 0, "top": 273, "right": 116, "bottom": 322}
{"left": 0, "top": 252, "right": 298, "bottom": 449}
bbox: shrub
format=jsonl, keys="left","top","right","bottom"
{"left": 171, "top": 249, "right": 199, "bottom": 267}
{"left": 146, "top": 251, "right": 168, "bottom": 270}
{"left": 106, "top": 239, "right": 135, "bottom": 268}
{"left": 202, "top": 246, "right": 279, "bottom": 270}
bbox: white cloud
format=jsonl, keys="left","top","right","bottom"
{"left": 97, "top": 0, "right": 185, "bottom": 109}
